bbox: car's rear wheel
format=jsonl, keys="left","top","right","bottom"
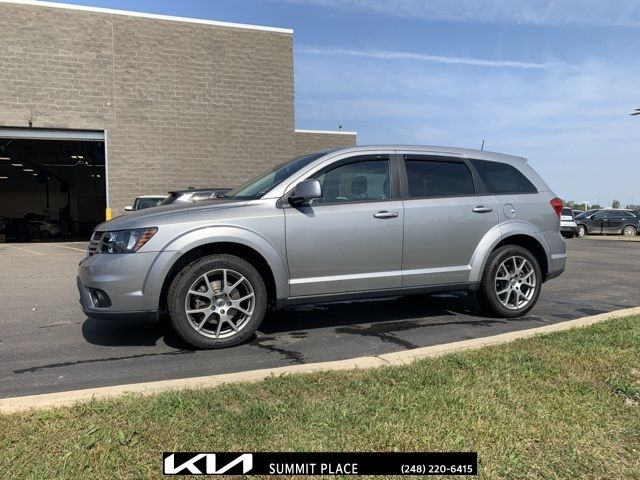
{"left": 477, "top": 245, "right": 542, "bottom": 318}
{"left": 622, "top": 225, "right": 637, "bottom": 237}
{"left": 576, "top": 225, "right": 587, "bottom": 237}
{"left": 167, "top": 254, "right": 267, "bottom": 349}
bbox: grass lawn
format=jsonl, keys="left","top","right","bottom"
{"left": 1, "top": 316, "right": 639, "bottom": 479}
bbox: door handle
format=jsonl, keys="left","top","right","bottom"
{"left": 373, "top": 211, "right": 399, "bottom": 219}
{"left": 472, "top": 206, "right": 493, "bottom": 213}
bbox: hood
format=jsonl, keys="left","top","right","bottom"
{"left": 97, "top": 199, "right": 249, "bottom": 231}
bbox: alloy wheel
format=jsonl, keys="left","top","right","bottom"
{"left": 623, "top": 226, "right": 636, "bottom": 237}
{"left": 494, "top": 256, "right": 537, "bottom": 310}
{"left": 184, "top": 268, "right": 255, "bottom": 339}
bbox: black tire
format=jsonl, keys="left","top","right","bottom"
{"left": 476, "top": 245, "right": 542, "bottom": 318}
{"left": 565, "top": 232, "right": 575, "bottom": 239}
{"left": 576, "top": 225, "right": 587, "bottom": 237}
{"left": 40, "top": 230, "right": 51, "bottom": 239}
{"left": 167, "top": 254, "right": 267, "bottom": 349}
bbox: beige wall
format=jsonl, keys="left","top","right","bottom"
{"left": 0, "top": 2, "right": 349, "bottom": 216}
{"left": 294, "top": 131, "right": 357, "bottom": 157}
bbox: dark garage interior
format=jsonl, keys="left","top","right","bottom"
{"left": 0, "top": 135, "right": 106, "bottom": 242}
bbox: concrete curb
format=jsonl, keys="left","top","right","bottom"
{"left": 2, "top": 306, "right": 639, "bottom": 414}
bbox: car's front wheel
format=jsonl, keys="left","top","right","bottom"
{"left": 576, "top": 225, "right": 587, "bottom": 237}
{"left": 167, "top": 254, "right": 267, "bottom": 349}
{"left": 476, "top": 245, "right": 542, "bottom": 318}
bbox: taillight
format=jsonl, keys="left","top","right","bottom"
{"left": 550, "top": 197, "right": 563, "bottom": 217}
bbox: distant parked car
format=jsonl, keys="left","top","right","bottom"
{"left": 28, "top": 220, "right": 60, "bottom": 239}
{"left": 574, "top": 209, "right": 600, "bottom": 221}
{"left": 560, "top": 208, "right": 577, "bottom": 238}
{"left": 124, "top": 195, "right": 168, "bottom": 212}
{"left": 576, "top": 209, "right": 640, "bottom": 237}
{"left": 159, "top": 188, "right": 232, "bottom": 205}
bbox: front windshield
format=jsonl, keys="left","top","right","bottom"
{"left": 223, "top": 151, "right": 330, "bottom": 200}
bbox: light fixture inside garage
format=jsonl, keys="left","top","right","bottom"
{"left": 0, "top": 176, "right": 7, "bottom": 180}
{"left": 23, "top": 168, "right": 34, "bottom": 172}
{"left": 11, "top": 163, "right": 23, "bottom": 167}
{"left": 0, "top": 157, "right": 10, "bottom": 160}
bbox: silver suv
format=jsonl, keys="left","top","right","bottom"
{"left": 78, "top": 146, "right": 566, "bottom": 349}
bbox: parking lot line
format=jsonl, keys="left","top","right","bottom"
{"left": 6, "top": 245, "right": 45, "bottom": 256}
{"left": 48, "top": 244, "right": 86, "bottom": 253}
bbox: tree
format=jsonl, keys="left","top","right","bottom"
{"left": 612, "top": 199, "right": 621, "bottom": 208}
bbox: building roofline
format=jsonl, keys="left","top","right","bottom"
{"left": 0, "top": 0, "right": 294, "bottom": 34}
{"left": 295, "top": 129, "right": 357, "bottom": 136}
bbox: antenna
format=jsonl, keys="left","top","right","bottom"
{"left": 480, "top": 139, "right": 485, "bottom": 151}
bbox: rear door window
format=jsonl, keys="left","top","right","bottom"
{"left": 403, "top": 157, "right": 475, "bottom": 198}
{"left": 471, "top": 159, "right": 537, "bottom": 194}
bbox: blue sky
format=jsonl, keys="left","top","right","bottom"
{"left": 53, "top": 0, "right": 640, "bottom": 205}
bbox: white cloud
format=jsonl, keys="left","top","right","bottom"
{"left": 298, "top": 46, "right": 564, "bottom": 69}
{"left": 281, "top": 0, "right": 640, "bottom": 27}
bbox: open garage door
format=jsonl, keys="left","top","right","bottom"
{"left": 0, "top": 128, "right": 106, "bottom": 242}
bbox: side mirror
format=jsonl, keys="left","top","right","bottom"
{"left": 124, "top": 205, "right": 133, "bottom": 212}
{"left": 289, "top": 179, "right": 322, "bottom": 206}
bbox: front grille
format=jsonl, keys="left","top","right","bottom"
{"left": 87, "top": 231, "right": 104, "bottom": 256}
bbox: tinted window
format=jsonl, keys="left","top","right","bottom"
{"left": 312, "top": 157, "right": 390, "bottom": 204}
{"left": 561, "top": 208, "right": 573, "bottom": 216}
{"left": 404, "top": 159, "right": 474, "bottom": 197}
{"left": 471, "top": 159, "right": 537, "bottom": 194}
{"left": 606, "top": 211, "right": 623, "bottom": 218}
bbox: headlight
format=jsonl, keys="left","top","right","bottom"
{"left": 97, "top": 227, "right": 158, "bottom": 254}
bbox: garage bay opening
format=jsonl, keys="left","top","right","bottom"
{"left": 0, "top": 129, "right": 106, "bottom": 242}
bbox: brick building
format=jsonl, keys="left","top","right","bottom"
{"left": 0, "top": 0, "right": 355, "bottom": 235}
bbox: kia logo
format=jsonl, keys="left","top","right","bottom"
{"left": 164, "top": 453, "right": 253, "bottom": 475}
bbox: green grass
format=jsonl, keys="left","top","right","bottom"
{"left": 1, "top": 316, "right": 639, "bottom": 479}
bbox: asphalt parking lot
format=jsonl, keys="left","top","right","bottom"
{"left": 0, "top": 238, "right": 638, "bottom": 399}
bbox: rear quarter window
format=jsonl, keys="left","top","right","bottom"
{"left": 471, "top": 159, "right": 537, "bottom": 194}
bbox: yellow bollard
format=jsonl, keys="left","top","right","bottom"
{"left": 105, "top": 207, "right": 112, "bottom": 221}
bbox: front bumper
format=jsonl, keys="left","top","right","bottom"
{"left": 77, "top": 251, "right": 174, "bottom": 322}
